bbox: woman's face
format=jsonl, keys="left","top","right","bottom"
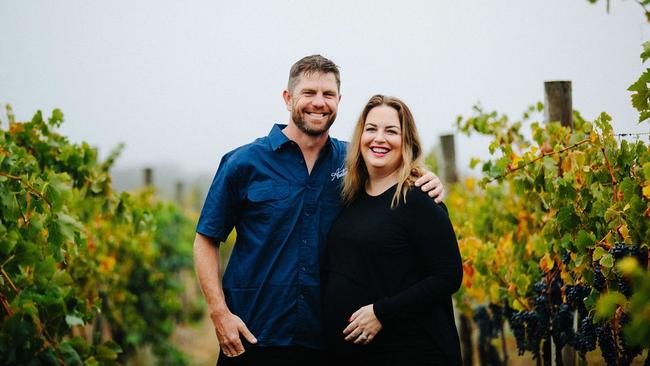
{"left": 360, "top": 105, "right": 403, "bottom": 177}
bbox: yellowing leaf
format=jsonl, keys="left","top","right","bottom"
{"left": 489, "top": 283, "right": 501, "bottom": 300}
{"left": 616, "top": 257, "right": 641, "bottom": 276}
{"left": 595, "top": 292, "right": 626, "bottom": 321}
{"left": 617, "top": 224, "right": 630, "bottom": 241}
{"left": 539, "top": 253, "right": 554, "bottom": 271}
{"left": 643, "top": 184, "right": 650, "bottom": 200}
{"left": 465, "top": 178, "right": 476, "bottom": 191}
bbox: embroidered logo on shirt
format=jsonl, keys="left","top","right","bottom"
{"left": 330, "top": 166, "right": 346, "bottom": 181}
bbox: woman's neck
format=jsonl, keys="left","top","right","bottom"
{"left": 365, "top": 170, "right": 398, "bottom": 196}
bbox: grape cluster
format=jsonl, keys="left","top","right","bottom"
{"left": 610, "top": 242, "right": 648, "bottom": 267}
{"left": 593, "top": 265, "right": 606, "bottom": 292}
{"left": 501, "top": 254, "right": 647, "bottom": 364}
{"left": 508, "top": 311, "right": 527, "bottom": 356}
{"left": 617, "top": 275, "right": 632, "bottom": 298}
{"left": 562, "top": 251, "right": 571, "bottom": 265}
{"left": 576, "top": 315, "right": 597, "bottom": 354}
{"left": 565, "top": 284, "right": 590, "bottom": 316}
{"left": 596, "top": 323, "right": 617, "bottom": 366}
{"left": 619, "top": 312, "right": 642, "bottom": 364}
{"left": 552, "top": 303, "right": 574, "bottom": 349}
{"left": 473, "top": 305, "right": 506, "bottom": 365}
{"left": 611, "top": 242, "right": 629, "bottom": 260}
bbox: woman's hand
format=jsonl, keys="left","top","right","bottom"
{"left": 343, "top": 304, "right": 383, "bottom": 345}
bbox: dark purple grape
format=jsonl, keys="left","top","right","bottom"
{"left": 549, "top": 275, "right": 564, "bottom": 306}
{"left": 533, "top": 280, "right": 547, "bottom": 294}
{"left": 552, "top": 304, "right": 574, "bottom": 348}
{"left": 596, "top": 323, "right": 618, "bottom": 366}
{"left": 617, "top": 275, "right": 632, "bottom": 298}
{"left": 508, "top": 311, "right": 526, "bottom": 356}
{"left": 611, "top": 242, "right": 628, "bottom": 260}
{"left": 619, "top": 312, "right": 642, "bottom": 364}
{"left": 593, "top": 265, "right": 606, "bottom": 292}
{"left": 577, "top": 315, "right": 597, "bottom": 354}
{"left": 562, "top": 252, "right": 571, "bottom": 265}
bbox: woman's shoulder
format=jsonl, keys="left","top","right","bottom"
{"left": 405, "top": 186, "right": 449, "bottom": 217}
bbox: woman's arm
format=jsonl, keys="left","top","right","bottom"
{"left": 373, "top": 192, "right": 462, "bottom": 322}
{"left": 344, "top": 190, "right": 462, "bottom": 344}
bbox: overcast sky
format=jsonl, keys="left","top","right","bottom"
{"left": 1, "top": 1, "right": 648, "bottom": 178}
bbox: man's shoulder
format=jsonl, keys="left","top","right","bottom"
{"left": 221, "top": 135, "right": 271, "bottom": 163}
{"left": 328, "top": 136, "right": 348, "bottom": 153}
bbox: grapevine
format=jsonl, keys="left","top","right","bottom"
{"left": 0, "top": 107, "right": 201, "bottom": 365}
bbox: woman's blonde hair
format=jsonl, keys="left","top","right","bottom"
{"left": 341, "top": 94, "right": 424, "bottom": 208}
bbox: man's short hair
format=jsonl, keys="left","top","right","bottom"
{"left": 288, "top": 55, "right": 340, "bottom": 93}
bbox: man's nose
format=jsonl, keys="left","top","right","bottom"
{"left": 311, "top": 93, "right": 325, "bottom": 107}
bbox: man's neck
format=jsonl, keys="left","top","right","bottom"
{"left": 282, "top": 123, "right": 329, "bottom": 154}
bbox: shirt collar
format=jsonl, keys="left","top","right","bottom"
{"left": 268, "top": 124, "right": 291, "bottom": 151}
{"left": 268, "top": 123, "right": 333, "bottom": 152}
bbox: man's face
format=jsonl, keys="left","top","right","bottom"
{"left": 284, "top": 72, "right": 340, "bottom": 137}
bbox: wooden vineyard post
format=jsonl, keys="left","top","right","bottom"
{"left": 544, "top": 81, "right": 576, "bottom": 366}
{"left": 440, "top": 134, "right": 459, "bottom": 183}
{"left": 144, "top": 167, "right": 153, "bottom": 187}
{"left": 544, "top": 81, "right": 573, "bottom": 128}
{"left": 176, "top": 181, "right": 184, "bottom": 207}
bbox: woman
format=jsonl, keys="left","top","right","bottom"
{"left": 322, "top": 95, "right": 463, "bottom": 366}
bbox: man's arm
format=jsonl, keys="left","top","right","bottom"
{"left": 193, "top": 233, "right": 257, "bottom": 357}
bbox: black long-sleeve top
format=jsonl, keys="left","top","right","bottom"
{"left": 322, "top": 185, "right": 463, "bottom": 366}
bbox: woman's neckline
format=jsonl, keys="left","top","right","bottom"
{"left": 364, "top": 182, "right": 398, "bottom": 198}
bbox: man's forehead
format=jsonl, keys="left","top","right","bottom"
{"left": 298, "top": 71, "right": 338, "bottom": 83}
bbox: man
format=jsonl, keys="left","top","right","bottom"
{"left": 193, "top": 55, "right": 444, "bottom": 365}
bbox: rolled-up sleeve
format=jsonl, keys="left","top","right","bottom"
{"left": 196, "top": 153, "right": 240, "bottom": 245}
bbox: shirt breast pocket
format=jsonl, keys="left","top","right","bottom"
{"left": 246, "top": 182, "right": 292, "bottom": 211}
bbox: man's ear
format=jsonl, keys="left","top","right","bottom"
{"left": 282, "top": 90, "right": 292, "bottom": 112}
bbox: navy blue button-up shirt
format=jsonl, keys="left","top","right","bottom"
{"left": 197, "top": 124, "right": 347, "bottom": 349}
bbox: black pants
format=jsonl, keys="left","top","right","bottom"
{"left": 216, "top": 346, "right": 327, "bottom": 366}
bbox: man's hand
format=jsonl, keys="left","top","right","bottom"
{"left": 211, "top": 308, "right": 257, "bottom": 357}
{"left": 343, "top": 304, "right": 383, "bottom": 345}
{"left": 414, "top": 170, "right": 445, "bottom": 203}
{"left": 193, "top": 233, "right": 257, "bottom": 358}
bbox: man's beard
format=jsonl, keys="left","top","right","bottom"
{"left": 292, "top": 109, "right": 337, "bottom": 137}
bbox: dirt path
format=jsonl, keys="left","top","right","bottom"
{"left": 172, "top": 314, "right": 219, "bottom": 366}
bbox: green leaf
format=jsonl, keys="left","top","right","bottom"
{"left": 641, "top": 41, "right": 650, "bottom": 63}
{"left": 593, "top": 246, "right": 608, "bottom": 261}
{"left": 65, "top": 315, "right": 85, "bottom": 327}
{"left": 575, "top": 230, "right": 595, "bottom": 251}
{"left": 57, "top": 341, "right": 83, "bottom": 366}
{"left": 48, "top": 109, "right": 64, "bottom": 127}
{"left": 35, "top": 256, "right": 56, "bottom": 283}
{"left": 595, "top": 291, "right": 627, "bottom": 320}
{"left": 51, "top": 269, "right": 73, "bottom": 286}
{"left": 557, "top": 207, "right": 579, "bottom": 232}
{"left": 600, "top": 253, "right": 614, "bottom": 268}
{"left": 48, "top": 213, "right": 81, "bottom": 247}
{"left": 95, "top": 344, "right": 118, "bottom": 361}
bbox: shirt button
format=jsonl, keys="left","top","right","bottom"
{"left": 300, "top": 294, "right": 305, "bottom": 299}
{"left": 302, "top": 239, "right": 307, "bottom": 244}
{"left": 301, "top": 266, "right": 306, "bottom": 271}
{"left": 305, "top": 212, "right": 310, "bottom": 217}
